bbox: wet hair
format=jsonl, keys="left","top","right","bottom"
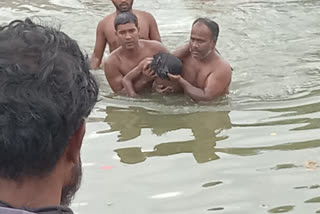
{"left": 193, "top": 18, "right": 219, "bottom": 41}
{"left": 0, "top": 18, "right": 99, "bottom": 180}
{"left": 114, "top": 12, "right": 138, "bottom": 30}
{"left": 151, "top": 52, "right": 182, "bottom": 80}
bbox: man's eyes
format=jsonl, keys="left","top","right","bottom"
{"left": 191, "top": 38, "right": 204, "bottom": 43}
{"left": 119, "top": 29, "right": 135, "bottom": 34}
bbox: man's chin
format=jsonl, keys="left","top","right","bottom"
{"left": 191, "top": 53, "right": 201, "bottom": 60}
{"left": 119, "top": 8, "right": 130, "bottom": 12}
{"left": 118, "top": 4, "right": 132, "bottom": 12}
{"left": 125, "top": 44, "right": 136, "bottom": 50}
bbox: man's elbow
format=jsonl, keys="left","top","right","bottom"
{"left": 121, "top": 77, "right": 130, "bottom": 89}
{"left": 190, "top": 93, "right": 219, "bottom": 102}
{"left": 150, "top": 32, "right": 161, "bottom": 42}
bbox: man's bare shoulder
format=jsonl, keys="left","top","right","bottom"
{"left": 104, "top": 49, "right": 121, "bottom": 67}
{"left": 98, "top": 12, "right": 116, "bottom": 28}
{"left": 102, "top": 12, "right": 116, "bottom": 22}
{"left": 141, "top": 39, "right": 165, "bottom": 51}
{"left": 132, "top": 9, "right": 155, "bottom": 18}
{"left": 211, "top": 56, "right": 232, "bottom": 79}
{"left": 219, "top": 57, "right": 232, "bottom": 73}
{"left": 133, "top": 10, "right": 155, "bottom": 23}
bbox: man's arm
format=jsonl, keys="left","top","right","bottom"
{"left": 122, "top": 66, "right": 142, "bottom": 97}
{"left": 169, "top": 66, "right": 231, "bottom": 102}
{"left": 122, "top": 58, "right": 155, "bottom": 97}
{"left": 91, "top": 21, "right": 107, "bottom": 70}
{"left": 104, "top": 58, "right": 124, "bottom": 93}
{"left": 148, "top": 13, "right": 161, "bottom": 42}
{"left": 172, "top": 43, "right": 190, "bottom": 60}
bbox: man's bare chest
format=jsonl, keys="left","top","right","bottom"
{"left": 182, "top": 60, "right": 212, "bottom": 89}
{"left": 118, "top": 56, "right": 146, "bottom": 76}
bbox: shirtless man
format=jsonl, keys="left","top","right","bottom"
{"left": 170, "top": 18, "right": 232, "bottom": 102}
{"left": 91, "top": 0, "right": 161, "bottom": 69}
{"left": 104, "top": 12, "right": 170, "bottom": 96}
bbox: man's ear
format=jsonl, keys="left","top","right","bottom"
{"left": 65, "top": 121, "right": 86, "bottom": 164}
{"left": 210, "top": 39, "right": 216, "bottom": 50}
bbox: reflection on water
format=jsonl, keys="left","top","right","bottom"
{"left": 102, "top": 106, "right": 320, "bottom": 165}
{"left": 102, "top": 106, "right": 231, "bottom": 164}
{"left": 305, "top": 197, "right": 320, "bottom": 203}
{"left": 268, "top": 205, "right": 295, "bottom": 213}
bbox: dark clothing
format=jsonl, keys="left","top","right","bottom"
{"left": 0, "top": 201, "right": 73, "bottom": 214}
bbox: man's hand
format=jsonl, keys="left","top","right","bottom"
{"left": 90, "top": 56, "right": 101, "bottom": 70}
{"left": 140, "top": 57, "right": 156, "bottom": 82}
{"left": 168, "top": 73, "right": 182, "bottom": 82}
{"left": 142, "top": 67, "right": 156, "bottom": 81}
{"left": 138, "top": 57, "right": 153, "bottom": 71}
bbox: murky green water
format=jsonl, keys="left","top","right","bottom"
{"left": 1, "top": 0, "right": 320, "bottom": 213}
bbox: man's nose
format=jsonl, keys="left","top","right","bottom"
{"left": 125, "top": 32, "right": 131, "bottom": 39}
{"left": 191, "top": 41, "right": 199, "bottom": 48}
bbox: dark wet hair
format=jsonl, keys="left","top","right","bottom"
{"left": 0, "top": 18, "right": 99, "bottom": 180}
{"left": 114, "top": 12, "right": 138, "bottom": 30}
{"left": 151, "top": 52, "right": 182, "bottom": 80}
{"left": 193, "top": 18, "right": 219, "bottom": 41}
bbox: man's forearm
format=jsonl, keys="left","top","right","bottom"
{"left": 90, "top": 55, "right": 101, "bottom": 70}
{"left": 134, "top": 76, "right": 153, "bottom": 92}
{"left": 122, "top": 66, "right": 142, "bottom": 97}
{"left": 179, "top": 78, "right": 212, "bottom": 102}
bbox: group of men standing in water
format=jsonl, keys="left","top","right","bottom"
{"left": 0, "top": 1, "right": 232, "bottom": 214}
{"left": 91, "top": 0, "right": 232, "bottom": 102}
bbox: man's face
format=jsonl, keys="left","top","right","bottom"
{"left": 112, "top": 0, "right": 133, "bottom": 12}
{"left": 60, "top": 158, "right": 82, "bottom": 206}
{"left": 116, "top": 23, "right": 139, "bottom": 50}
{"left": 189, "top": 22, "right": 215, "bottom": 61}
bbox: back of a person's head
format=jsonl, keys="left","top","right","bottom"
{"left": 193, "top": 18, "right": 219, "bottom": 41}
{"left": 151, "top": 52, "right": 183, "bottom": 80}
{"left": 114, "top": 12, "right": 138, "bottom": 30}
{"left": 0, "top": 18, "right": 99, "bottom": 181}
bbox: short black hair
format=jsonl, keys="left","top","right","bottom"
{"left": 193, "top": 18, "right": 219, "bottom": 41}
{"left": 0, "top": 18, "right": 99, "bottom": 180}
{"left": 114, "top": 12, "right": 138, "bottom": 30}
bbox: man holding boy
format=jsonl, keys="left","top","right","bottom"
{"left": 171, "top": 18, "right": 232, "bottom": 102}
{"left": 104, "top": 12, "right": 178, "bottom": 96}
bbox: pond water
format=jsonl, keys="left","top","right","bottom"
{"left": 1, "top": 0, "right": 320, "bottom": 213}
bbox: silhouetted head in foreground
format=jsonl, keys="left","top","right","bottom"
{"left": 0, "top": 18, "right": 98, "bottom": 211}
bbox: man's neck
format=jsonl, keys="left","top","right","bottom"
{"left": 121, "top": 41, "right": 141, "bottom": 57}
{"left": 198, "top": 48, "right": 217, "bottom": 63}
{"left": 116, "top": 9, "right": 133, "bottom": 15}
{"left": 0, "top": 176, "right": 62, "bottom": 209}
